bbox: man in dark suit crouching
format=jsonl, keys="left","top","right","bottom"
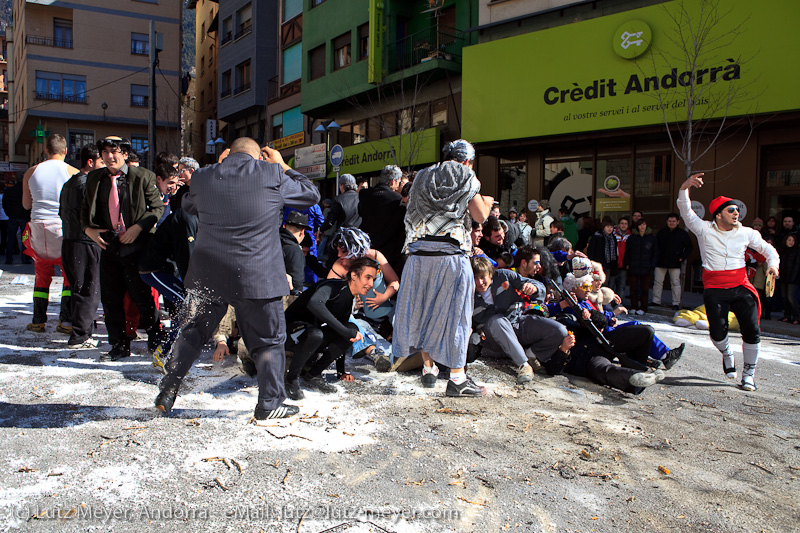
{"left": 155, "top": 138, "right": 320, "bottom": 420}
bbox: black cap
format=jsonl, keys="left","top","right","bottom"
{"left": 286, "top": 210, "right": 312, "bottom": 231}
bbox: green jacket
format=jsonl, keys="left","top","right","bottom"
{"left": 80, "top": 164, "right": 163, "bottom": 236}
{"left": 560, "top": 215, "right": 579, "bottom": 249}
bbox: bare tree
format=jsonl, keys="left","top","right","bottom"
{"left": 638, "top": 0, "right": 756, "bottom": 179}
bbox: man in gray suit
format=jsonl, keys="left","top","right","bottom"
{"left": 155, "top": 138, "right": 320, "bottom": 420}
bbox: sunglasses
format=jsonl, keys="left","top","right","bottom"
{"left": 726, "top": 206, "right": 739, "bottom": 213}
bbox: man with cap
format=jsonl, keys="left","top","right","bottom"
{"left": 281, "top": 210, "right": 312, "bottom": 297}
{"left": 82, "top": 136, "right": 164, "bottom": 360}
{"left": 532, "top": 199, "right": 554, "bottom": 247}
{"left": 320, "top": 174, "right": 361, "bottom": 234}
{"left": 678, "top": 173, "right": 779, "bottom": 391}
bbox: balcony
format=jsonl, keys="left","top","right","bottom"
{"left": 232, "top": 82, "right": 251, "bottom": 95}
{"left": 268, "top": 76, "right": 300, "bottom": 104}
{"left": 387, "top": 25, "right": 464, "bottom": 74}
{"left": 220, "top": 88, "right": 231, "bottom": 99}
{"left": 221, "top": 31, "right": 232, "bottom": 46}
{"left": 26, "top": 35, "right": 73, "bottom": 49}
{"left": 35, "top": 92, "right": 87, "bottom": 104}
{"left": 234, "top": 19, "right": 252, "bottom": 40}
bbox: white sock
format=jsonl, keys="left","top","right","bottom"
{"left": 742, "top": 342, "right": 759, "bottom": 378}
{"left": 422, "top": 364, "right": 439, "bottom": 377}
{"left": 712, "top": 336, "right": 735, "bottom": 368}
{"left": 450, "top": 370, "right": 466, "bottom": 385}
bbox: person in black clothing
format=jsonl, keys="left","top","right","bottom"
{"left": 59, "top": 145, "right": 105, "bottom": 348}
{"left": 625, "top": 218, "right": 659, "bottom": 314}
{"left": 3, "top": 181, "right": 32, "bottom": 264}
{"left": 283, "top": 257, "right": 379, "bottom": 400}
{"left": 478, "top": 216, "right": 515, "bottom": 265}
{"left": 652, "top": 213, "right": 693, "bottom": 308}
{"left": 358, "top": 165, "right": 406, "bottom": 274}
{"left": 586, "top": 219, "right": 618, "bottom": 281}
{"left": 280, "top": 211, "right": 311, "bottom": 296}
{"left": 320, "top": 174, "right": 361, "bottom": 234}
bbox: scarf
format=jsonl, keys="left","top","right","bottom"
{"left": 603, "top": 232, "right": 617, "bottom": 265}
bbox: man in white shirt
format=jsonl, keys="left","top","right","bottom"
{"left": 677, "top": 173, "right": 779, "bottom": 391}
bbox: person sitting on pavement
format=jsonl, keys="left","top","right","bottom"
{"left": 471, "top": 257, "right": 571, "bottom": 385}
{"left": 283, "top": 257, "right": 380, "bottom": 400}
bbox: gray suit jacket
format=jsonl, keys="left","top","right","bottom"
{"left": 473, "top": 269, "right": 545, "bottom": 328}
{"left": 182, "top": 152, "right": 320, "bottom": 300}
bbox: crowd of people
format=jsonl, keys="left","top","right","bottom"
{"left": 8, "top": 133, "right": 786, "bottom": 419}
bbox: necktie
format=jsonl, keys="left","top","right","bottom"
{"left": 109, "top": 173, "right": 127, "bottom": 235}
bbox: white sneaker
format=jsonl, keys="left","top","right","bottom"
{"left": 740, "top": 375, "right": 757, "bottom": 392}
{"left": 68, "top": 338, "right": 99, "bottom": 349}
{"left": 629, "top": 370, "right": 658, "bottom": 388}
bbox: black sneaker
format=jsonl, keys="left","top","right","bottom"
{"left": 254, "top": 404, "right": 299, "bottom": 420}
{"left": 662, "top": 343, "right": 685, "bottom": 370}
{"left": 101, "top": 341, "right": 131, "bottom": 361}
{"left": 155, "top": 384, "right": 179, "bottom": 413}
{"left": 285, "top": 378, "right": 304, "bottom": 400}
{"left": 303, "top": 375, "right": 338, "bottom": 394}
{"left": 421, "top": 372, "right": 437, "bottom": 388}
{"left": 446, "top": 377, "right": 487, "bottom": 397}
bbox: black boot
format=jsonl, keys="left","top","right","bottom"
{"left": 101, "top": 340, "right": 131, "bottom": 361}
{"left": 155, "top": 382, "right": 180, "bottom": 413}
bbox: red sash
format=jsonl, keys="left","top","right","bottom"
{"left": 702, "top": 267, "right": 761, "bottom": 324}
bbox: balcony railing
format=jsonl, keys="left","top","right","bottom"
{"left": 34, "top": 92, "right": 87, "bottom": 104}
{"left": 387, "top": 25, "right": 464, "bottom": 74}
{"left": 26, "top": 35, "right": 73, "bottom": 49}
{"left": 131, "top": 42, "right": 149, "bottom": 55}
{"left": 220, "top": 88, "right": 232, "bottom": 99}
{"left": 233, "top": 82, "right": 251, "bottom": 95}
{"left": 131, "top": 96, "right": 149, "bottom": 107}
{"left": 221, "top": 31, "right": 233, "bottom": 45}
{"left": 234, "top": 19, "right": 252, "bottom": 40}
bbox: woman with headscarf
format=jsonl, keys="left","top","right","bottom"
{"left": 392, "top": 140, "right": 494, "bottom": 396}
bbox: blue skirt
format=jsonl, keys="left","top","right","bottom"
{"left": 392, "top": 243, "right": 474, "bottom": 369}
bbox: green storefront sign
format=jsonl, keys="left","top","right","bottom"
{"left": 462, "top": 0, "right": 800, "bottom": 143}
{"left": 327, "top": 128, "right": 440, "bottom": 177}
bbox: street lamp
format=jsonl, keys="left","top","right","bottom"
{"left": 314, "top": 120, "right": 341, "bottom": 197}
{"left": 101, "top": 102, "right": 108, "bottom": 121}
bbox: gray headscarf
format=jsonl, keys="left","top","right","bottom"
{"left": 442, "top": 139, "right": 475, "bottom": 163}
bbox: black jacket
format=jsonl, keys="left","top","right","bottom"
{"left": 655, "top": 227, "right": 693, "bottom": 269}
{"left": 779, "top": 245, "right": 800, "bottom": 285}
{"left": 624, "top": 233, "right": 659, "bottom": 276}
{"left": 320, "top": 189, "right": 361, "bottom": 232}
{"left": 587, "top": 231, "right": 618, "bottom": 272}
{"left": 2, "top": 182, "right": 30, "bottom": 221}
{"left": 138, "top": 208, "right": 198, "bottom": 279}
{"left": 284, "top": 279, "right": 358, "bottom": 339}
{"left": 59, "top": 171, "right": 94, "bottom": 243}
{"left": 280, "top": 226, "right": 305, "bottom": 295}
{"left": 358, "top": 183, "right": 405, "bottom": 265}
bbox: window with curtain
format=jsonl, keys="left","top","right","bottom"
{"left": 333, "top": 32, "right": 351, "bottom": 71}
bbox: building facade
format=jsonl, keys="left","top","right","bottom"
{"left": 299, "top": 0, "right": 477, "bottom": 195}
{"left": 462, "top": 0, "right": 800, "bottom": 228}
{"left": 188, "top": 0, "right": 220, "bottom": 165}
{"left": 9, "top": 0, "right": 183, "bottom": 167}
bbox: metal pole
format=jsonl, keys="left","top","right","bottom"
{"left": 148, "top": 20, "right": 157, "bottom": 168}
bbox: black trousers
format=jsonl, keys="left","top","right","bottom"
{"left": 565, "top": 348, "right": 640, "bottom": 394}
{"left": 0, "top": 219, "right": 7, "bottom": 255}
{"left": 164, "top": 295, "right": 287, "bottom": 410}
{"left": 605, "top": 324, "right": 654, "bottom": 366}
{"left": 704, "top": 286, "right": 760, "bottom": 344}
{"left": 286, "top": 324, "right": 352, "bottom": 381}
{"left": 100, "top": 250, "right": 158, "bottom": 345}
{"left": 61, "top": 240, "right": 101, "bottom": 344}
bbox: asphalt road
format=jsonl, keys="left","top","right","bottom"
{"left": 0, "top": 263, "right": 798, "bottom": 532}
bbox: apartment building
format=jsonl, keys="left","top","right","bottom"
{"left": 9, "top": 0, "right": 183, "bottom": 167}
{"left": 187, "top": 0, "right": 220, "bottom": 166}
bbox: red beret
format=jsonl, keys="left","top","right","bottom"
{"left": 709, "top": 196, "right": 737, "bottom": 218}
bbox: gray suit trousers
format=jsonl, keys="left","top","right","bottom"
{"left": 164, "top": 295, "right": 287, "bottom": 410}
{"left": 483, "top": 314, "right": 568, "bottom": 366}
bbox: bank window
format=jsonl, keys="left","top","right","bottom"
{"left": 431, "top": 98, "right": 447, "bottom": 126}
{"left": 222, "top": 17, "right": 233, "bottom": 45}
{"left": 595, "top": 149, "right": 633, "bottom": 224}
{"left": 130, "top": 84, "right": 148, "bottom": 107}
{"left": 414, "top": 103, "right": 430, "bottom": 131}
{"left": 283, "top": 43, "right": 301, "bottom": 84}
{"left": 235, "top": 60, "right": 251, "bottom": 94}
{"left": 283, "top": 0, "right": 302, "bottom": 21}
{"left": 271, "top": 113, "right": 283, "bottom": 140}
{"left": 130, "top": 135, "right": 148, "bottom": 168}
{"left": 358, "top": 24, "right": 369, "bottom": 61}
{"left": 309, "top": 44, "right": 325, "bottom": 80}
{"left": 333, "top": 32, "right": 351, "bottom": 71}
{"left": 398, "top": 108, "right": 412, "bottom": 135}
{"left": 544, "top": 157, "right": 594, "bottom": 222}
{"left": 763, "top": 143, "right": 800, "bottom": 219}
{"left": 131, "top": 32, "right": 149, "bottom": 55}
{"left": 54, "top": 18, "right": 73, "bottom": 48}
{"left": 221, "top": 70, "right": 231, "bottom": 98}
{"left": 236, "top": 3, "right": 252, "bottom": 39}
{"left": 633, "top": 152, "right": 672, "bottom": 217}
